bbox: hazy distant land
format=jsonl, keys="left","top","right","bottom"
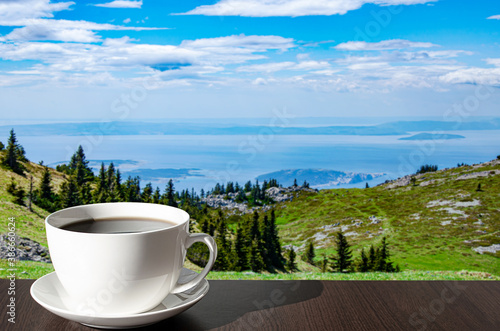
{"left": 1, "top": 118, "right": 499, "bottom": 137}
{"left": 399, "top": 133, "right": 466, "bottom": 141}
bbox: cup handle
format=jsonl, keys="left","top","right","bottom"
{"left": 171, "top": 233, "right": 217, "bottom": 294}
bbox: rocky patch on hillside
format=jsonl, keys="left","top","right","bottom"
{"left": 383, "top": 158, "right": 500, "bottom": 189}
{"left": 202, "top": 185, "right": 317, "bottom": 214}
{"left": 0, "top": 235, "right": 51, "bottom": 263}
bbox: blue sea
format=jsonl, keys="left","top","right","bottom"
{"left": 14, "top": 130, "right": 500, "bottom": 193}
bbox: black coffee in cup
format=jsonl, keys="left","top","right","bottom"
{"left": 61, "top": 217, "right": 176, "bottom": 234}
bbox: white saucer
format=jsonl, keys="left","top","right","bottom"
{"left": 30, "top": 268, "right": 209, "bottom": 329}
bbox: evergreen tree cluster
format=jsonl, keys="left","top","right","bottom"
{"left": 207, "top": 179, "right": 281, "bottom": 207}
{"left": 189, "top": 209, "right": 285, "bottom": 272}
{"left": 314, "top": 232, "right": 399, "bottom": 273}
{"left": 416, "top": 164, "right": 438, "bottom": 174}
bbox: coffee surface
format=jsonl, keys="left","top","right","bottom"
{"left": 61, "top": 217, "right": 176, "bottom": 234}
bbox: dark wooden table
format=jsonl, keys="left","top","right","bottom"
{"left": 1, "top": 279, "right": 499, "bottom": 330}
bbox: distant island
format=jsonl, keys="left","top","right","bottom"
{"left": 256, "top": 169, "right": 385, "bottom": 188}
{"left": 399, "top": 133, "right": 465, "bottom": 141}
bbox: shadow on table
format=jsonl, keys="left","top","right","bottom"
{"left": 139, "top": 280, "right": 324, "bottom": 330}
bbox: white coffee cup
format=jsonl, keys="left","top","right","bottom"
{"left": 45, "top": 202, "right": 217, "bottom": 316}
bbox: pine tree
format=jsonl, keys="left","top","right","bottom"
{"left": 69, "top": 145, "right": 93, "bottom": 182}
{"left": 39, "top": 166, "right": 53, "bottom": 200}
{"left": 33, "top": 166, "right": 56, "bottom": 212}
{"left": 261, "top": 214, "right": 273, "bottom": 268}
{"left": 114, "top": 169, "right": 124, "bottom": 201}
{"left": 365, "top": 182, "right": 369, "bottom": 189}
{"left": 164, "top": 179, "right": 177, "bottom": 207}
{"left": 410, "top": 176, "right": 417, "bottom": 186}
{"left": 93, "top": 163, "right": 108, "bottom": 203}
{"left": 321, "top": 253, "right": 328, "bottom": 273}
{"left": 357, "top": 248, "right": 369, "bottom": 272}
{"left": 304, "top": 241, "right": 316, "bottom": 265}
{"left": 244, "top": 180, "right": 252, "bottom": 192}
{"left": 286, "top": 248, "right": 297, "bottom": 272}
{"left": 368, "top": 245, "right": 377, "bottom": 271}
{"left": 7, "top": 179, "right": 26, "bottom": 205}
{"left": 106, "top": 162, "right": 116, "bottom": 185}
{"left": 152, "top": 187, "right": 161, "bottom": 204}
{"left": 374, "top": 237, "right": 397, "bottom": 272}
{"left": 250, "top": 211, "right": 260, "bottom": 240}
{"left": 293, "top": 178, "right": 298, "bottom": 187}
{"left": 249, "top": 238, "right": 266, "bottom": 272}
{"left": 124, "top": 176, "right": 141, "bottom": 202}
{"left": 235, "top": 190, "right": 247, "bottom": 203}
{"left": 269, "top": 209, "right": 284, "bottom": 269}
{"left": 79, "top": 182, "right": 93, "bottom": 205}
{"left": 331, "top": 231, "right": 353, "bottom": 273}
{"left": 2, "top": 129, "right": 25, "bottom": 174}
{"left": 106, "top": 162, "right": 118, "bottom": 201}
{"left": 142, "top": 183, "right": 153, "bottom": 203}
{"left": 60, "top": 175, "right": 81, "bottom": 208}
{"left": 214, "top": 217, "right": 231, "bottom": 271}
{"left": 226, "top": 182, "right": 234, "bottom": 194}
{"left": 234, "top": 224, "right": 249, "bottom": 271}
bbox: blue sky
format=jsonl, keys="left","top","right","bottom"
{"left": 0, "top": 0, "right": 499, "bottom": 121}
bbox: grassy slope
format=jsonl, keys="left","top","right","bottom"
{"left": 276, "top": 160, "right": 500, "bottom": 275}
{"left": 0, "top": 154, "right": 498, "bottom": 279}
{"left": 0, "top": 153, "right": 65, "bottom": 246}
{"left": 1, "top": 259, "right": 497, "bottom": 280}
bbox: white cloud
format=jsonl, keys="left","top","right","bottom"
{"left": 178, "top": 0, "right": 437, "bottom": 17}
{"left": 237, "top": 60, "right": 330, "bottom": 73}
{"left": 337, "top": 49, "right": 471, "bottom": 67}
{"left": 440, "top": 67, "right": 500, "bottom": 86}
{"left": 486, "top": 58, "right": 500, "bottom": 67}
{"left": 335, "top": 39, "right": 437, "bottom": 50}
{"left": 487, "top": 14, "right": 500, "bottom": 20}
{"left": 238, "top": 62, "right": 296, "bottom": 73}
{"left": 181, "top": 34, "right": 295, "bottom": 52}
{"left": 0, "top": 0, "right": 160, "bottom": 43}
{"left": 5, "top": 24, "right": 100, "bottom": 42}
{"left": 0, "top": 0, "right": 74, "bottom": 21}
{"left": 180, "top": 34, "right": 297, "bottom": 65}
{"left": 0, "top": 34, "right": 298, "bottom": 84}
{"left": 94, "top": 0, "right": 142, "bottom": 9}
{"left": 0, "top": 18, "right": 168, "bottom": 42}
{"left": 123, "top": 18, "right": 131, "bottom": 23}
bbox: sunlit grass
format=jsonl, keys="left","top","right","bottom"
{"left": 1, "top": 259, "right": 497, "bottom": 281}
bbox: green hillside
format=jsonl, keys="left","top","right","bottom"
{"left": 0, "top": 151, "right": 499, "bottom": 279}
{"left": 0, "top": 152, "right": 65, "bottom": 246}
{"left": 275, "top": 159, "right": 500, "bottom": 275}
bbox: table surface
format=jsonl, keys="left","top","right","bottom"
{"left": 0, "top": 279, "right": 499, "bottom": 330}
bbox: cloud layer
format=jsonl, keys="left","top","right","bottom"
{"left": 179, "top": 0, "right": 437, "bottom": 17}
{"left": 94, "top": 0, "right": 143, "bottom": 9}
{"left": 0, "top": 1, "right": 498, "bottom": 93}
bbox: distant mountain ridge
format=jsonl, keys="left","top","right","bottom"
{"left": 256, "top": 169, "right": 385, "bottom": 188}
{"left": 1, "top": 118, "right": 499, "bottom": 137}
